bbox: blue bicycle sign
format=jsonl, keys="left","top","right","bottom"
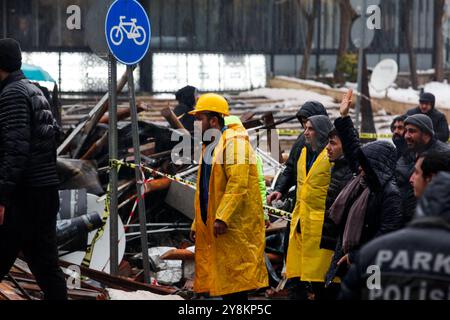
{"left": 105, "top": 0, "right": 151, "bottom": 65}
{"left": 110, "top": 16, "right": 147, "bottom": 46}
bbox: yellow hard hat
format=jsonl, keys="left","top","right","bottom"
{"left": 188, "top": 93, "right": 230, "bottom": 116}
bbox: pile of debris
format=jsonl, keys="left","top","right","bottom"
{"left": 0, "top": 259, "right": 181, "bottom": 300}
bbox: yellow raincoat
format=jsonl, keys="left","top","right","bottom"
{"left": 192, "top": 124, "right": 268, "bottom": 296}
{"left": 285, "top": 147, "right": 334, "bottom": 282}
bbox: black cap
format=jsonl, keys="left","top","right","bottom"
{"left": 0, "top": 38, "right": 22, "bottom": 73}
{"left": 419, "top": 92, "right": 436, "bottom": 108}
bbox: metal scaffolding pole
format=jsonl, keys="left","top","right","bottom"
{"left": 108, "top": 54, "right": 119, "bottom": 276}
{"left": 127, "top": 66, "right": 151, "bottom": 284}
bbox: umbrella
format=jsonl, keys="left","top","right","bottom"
{"left": 21, "top": 63, "right": 55, "bottom": 83}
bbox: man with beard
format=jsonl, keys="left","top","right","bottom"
{"left": 285, "top": 115, "right": 338, "bottom": 300}
{"left": 396, "top": 114, "right": 450, "bottom": 224}
{"left": 189, "top": 93, "right": 268, "bottom": 300}
{"left": 391, "top": 115, "right": 407, "bottom": 160}
{"left": 266, "top": 101, "right": 328, "bottom": 205}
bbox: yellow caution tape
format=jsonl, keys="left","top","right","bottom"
{"left": 263, "top": 205, "right": 292, "bottom": 219}
{"left": 359, "top": 133, "right": 393, "bottom": 139}
{"left": 81, "top": 162, "right": 124, "bottom": 268}
{"left": 277, "top": 129, "right": 303, "bottom": 136}
{"left": 277, "top": 129, "right": 396, "bottom": 140}
{"left": 111, "top": 159, "right": 197, "bottom": 188}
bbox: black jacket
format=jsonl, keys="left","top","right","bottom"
{"left": 340, "top": 172, "right": 450, "bottom": 300}
{"left": 396, "top": 138, "right": 450, "bottom": 224}
{"left": 320, "top": 157, "right": 354, "bottom": 250}
{"left": 325, "top": 116, "right": 403, "bottom": 285}
{"left": 406, "top": 106, "right": 449, "bottom": 143}
{"left": 274, "top": 101, "right": 328, "bottom": 195}
{"left": 0, "top": 71, "right": 60, "bottom": 205}
{"left": 173, "top": 86, "right": 196, "bottom": 132}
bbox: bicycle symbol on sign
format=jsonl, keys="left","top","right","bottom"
{"left": 109, "top": 16, "right": 147, "bottom": 46}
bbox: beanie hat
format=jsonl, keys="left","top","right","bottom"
{"left": 0, "top": 38, "right": 22, "bottom": 73}
{"left": 404, "top": 114, "right": 435, "bottom": 137}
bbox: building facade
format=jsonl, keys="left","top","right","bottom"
{"left": 0, "top": 0, "right": 445, "bottom": 93}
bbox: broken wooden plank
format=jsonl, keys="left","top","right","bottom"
{"left": 18, "top": 283, "right": 106, "bottom": 300}
{"left": 0, "top": 282, "right": 27, "bottom": 300}
{"left": 161, "top": 107, "right": 188, "bottom": 132}
{"left": 58, "top": 260, "right": 178, "bottom": 296}
{"left": 160, "top": 249, "right": 195, "bottom": 261}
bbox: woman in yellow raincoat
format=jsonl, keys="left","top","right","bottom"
{"left": 189, "top": 94, "right": 268, "bottom": 298}
{"left": 285, "top": 115, "right": 336, "bottom": 297}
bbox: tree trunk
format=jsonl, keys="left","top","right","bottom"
{"left": 404, "top": 0, "right": 418, "bottom": 89}
{"left": 300, "top": 16, "right": 316, "bottom": 78}
{"left": 434, "top": 0, "right": 446, "bottom": 82}
{"left": 334, "top": 0, "right": 356, "bottom": 84}
{"left": 299, "top": 0, "right": 320, "bottom": 79}
{"left": 361, "top": 52, "right": 377, "bottom": 142}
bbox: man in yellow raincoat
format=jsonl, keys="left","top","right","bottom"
{"left": 189, "top": 93, "right": 268, "bottom": 300}
{"left": 285, "top": 115, "right": 336, "bottom": 300}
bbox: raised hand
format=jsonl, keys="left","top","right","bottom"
{"left": 340, "top": 89, "right": 353, "bottom": 118}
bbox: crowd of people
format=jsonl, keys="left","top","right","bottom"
{"left": 186, "top": 84, "right": 450, "bottom": 301}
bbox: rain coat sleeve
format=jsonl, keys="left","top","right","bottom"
{"left": 215, "top": 138, "right": 251, "bottom": 225}
{"left": 256, "top": 155, "right": 268, "bottom": 220}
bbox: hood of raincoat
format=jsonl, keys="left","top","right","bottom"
{"left": 224, "top": 115, "right": 243, "bottom": 127}
{"left": 175, "top": 85, "right": 197, "bottom": 108}
{"left": 415, "top": 172, "right": 450, "bottom": 224}
{"left": 357, "top": 140, "right": 397, "bottom": 190}
{"left": 296, "top": 101, "right": 328, "bottom": 119}
{"left": 307, "top": 115, "right": 333, "bottom": 152}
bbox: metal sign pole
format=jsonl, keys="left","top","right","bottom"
{"left": 108, "top": 54, "right": 119, "bottom": 276}
{"left": 355, "top": 0, "right": 367, "bottom": 131}
{"left": 127, "top": 65, "right": 151, "bottom": 284}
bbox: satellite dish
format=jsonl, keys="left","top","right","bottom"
{"left": 370, "top": 59, "right": 398, "bottom": 92}
{"left": 350, "top": 0, "right": 381, "bottom": 15}
{"left": 351, "top": 16, "right": 375, "bottom": 49}
{"left": 59, "top": 193, "right": 126, "bottom": 274}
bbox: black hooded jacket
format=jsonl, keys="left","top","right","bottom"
{"left": 274, "top": 101, "right": 328, "bottom": 195}
{"left": 173, "top": 85, "right": 197, "bottom": 132}
{"left": 0, "top": 70, "right": 60, "bottom": 205}
{"left": 340, "top": 172, "right": 450, "bottom": 300}
{"left": 406, "top": 106, "right": 449, "bottom": 143}
{"left": 325, "top": 116, "right": 403, "bottom": 285}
